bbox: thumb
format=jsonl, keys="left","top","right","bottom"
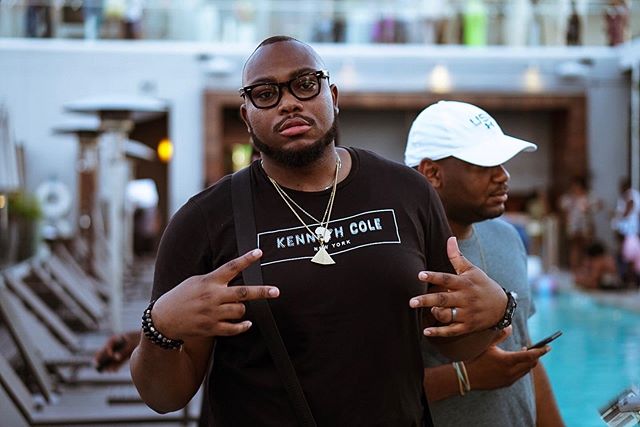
{"left": 490, "top": 325, "right": 513, "bottom": 346}
{"left": 447, "top": 236, "right": 473, "bottom": 275}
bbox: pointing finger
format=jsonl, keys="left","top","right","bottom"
{"left": 209, "top": 249, "right": 263, "bottom": 284}
{"left": 417, "top": 270, "right": 464, "bottom": 291}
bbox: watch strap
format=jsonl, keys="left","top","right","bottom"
{"left": 494, "top": 287, "right": 517, "bottom": 330}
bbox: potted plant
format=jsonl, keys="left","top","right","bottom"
{"left": 8, "top": 191, "right": 42, "bottom": 262}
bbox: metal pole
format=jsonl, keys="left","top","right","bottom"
{"left": 101, "top": 117, "right": 133, "bottom": 333}
{"left": 63, "top": 95, "right": 167, "bottom": 333}
{"left": 76, "top": 133, "right": 100, "bottom": 273}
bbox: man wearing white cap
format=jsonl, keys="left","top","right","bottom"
{"left": 405, "top": 101, "right": 563, "bottom": 426}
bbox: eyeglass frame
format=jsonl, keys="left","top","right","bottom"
{"left": 239, "top": 69, "right": 330, "bottom": 109}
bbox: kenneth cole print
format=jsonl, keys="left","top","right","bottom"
{"left": 258, "top": 209, "right": 401, "bottom": 265}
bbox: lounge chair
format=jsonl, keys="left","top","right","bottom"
{"left": 0, "top": 278, "right": 132, "bottom": 385}
{"left": 0, "top": 351, "right": 199, "bottom": 425}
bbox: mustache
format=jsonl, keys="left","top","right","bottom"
{"left": 273, "top": 114, "right": 315, "bottom": 133}
{"left": 490, "top": 185, "right": 509, "bottom": 196}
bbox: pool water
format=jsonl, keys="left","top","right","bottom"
{"left": 530, "top": 291, "right": 640, "bottom": 426}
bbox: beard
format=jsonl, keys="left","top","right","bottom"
{"left": 251, "top": 117, "right": 338, "bottom": 168}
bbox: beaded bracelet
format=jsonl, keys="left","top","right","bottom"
{"left": 141, "top": 299, "right": 184, "bottom": 350}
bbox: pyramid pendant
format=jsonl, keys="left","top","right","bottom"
{"left": 311, "top": 245, "right": 335, "bottom": 265}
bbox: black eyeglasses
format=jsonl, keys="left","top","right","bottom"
{"left": 239, "top": 70, "right": 330, "bottom": 109}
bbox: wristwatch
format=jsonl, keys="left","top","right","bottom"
{"left": 494, "top": 287, "right": 517, "bottom": 330}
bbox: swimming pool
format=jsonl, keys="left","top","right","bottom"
{"left": 530, "top": 291, "right": 640, "bottom": 426}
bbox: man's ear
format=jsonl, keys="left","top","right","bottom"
{"left": 417, "top": 158, "right": 442, "bottom": 188}
{"left": 330, "top": 83, "right": 339, "bottom": 113}
{"left": 240, "top": 103, "right": 250, "bottom": 133}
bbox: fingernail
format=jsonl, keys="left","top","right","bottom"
{"left": 251, "top": 249, "right": 262, "bottom": 257}
{"left": 245, "top": 321, "right": 252, "bottom": 328}
{"left": 423, "top": 329, "right": 432, "bottom": 336}
{"left": 410, "top": 299, "right": 419, "bottom": 308}
{"left": 418, "top": 272, "right": 428, "bottom": 280}
{"left": 268, "top": 287, "right": 279, "bottom": 297}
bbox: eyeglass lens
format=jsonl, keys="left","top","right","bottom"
{"left": 250, "top": 73, "right": 321, "bottom": 108}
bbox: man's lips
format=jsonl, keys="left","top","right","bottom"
{"left": 488, "top": 192, "right": 508, "bottom": 204}
{"left": 276, "top": 117, "right": 313, "bottom": 137}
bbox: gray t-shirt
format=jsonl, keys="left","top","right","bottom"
{"left": 422, "top": 218, "right": 536, "bottom": 427}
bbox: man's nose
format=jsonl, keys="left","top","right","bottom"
{"left": 493, "top": 165, "right": 510, "bottom": 182}
{"left": 277, "top": 87, "right": 303, "bottom": 114}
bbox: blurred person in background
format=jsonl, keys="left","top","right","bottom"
{"left": 405, "top": 100, "right": 563, "bottom": 427}
{"left": 525, "top": 187, "right": 550, "bottom": 257}
{"left": 93, "top": 330, "right": 139, "bottom": 372}
{"left": 559, "top": 176, "right": 601, "bottom": 272}
{"left": 574, "top": 241, "right": 622, "bottom": 290}
{"left": 604, "top": 0, "right": 630, "bottom": 46}
{"left": 611, "top": 178, "right": 640, "bottom": 287}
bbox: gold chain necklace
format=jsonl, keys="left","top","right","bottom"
{"left": 264, "top": 155, "right": 341, "bottom": 265}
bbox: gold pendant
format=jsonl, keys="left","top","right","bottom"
{"left": 311, "top": 245, "right": 335, "bottom": 265}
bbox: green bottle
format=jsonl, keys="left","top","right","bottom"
{"left": 463, "top": 0, "right": 488, "bottom": 46}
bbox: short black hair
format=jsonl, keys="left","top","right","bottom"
{"left": 242, "top": 36, "right": 323, "bottom": 83}
{"left": 243, "top": 36, "right": 303, "bottom": 79}
{"left": 256, "top": 35, "right": 300, "bottom": 49}
{"left": 570, "top": 175, "right": 588, "bottom": 189}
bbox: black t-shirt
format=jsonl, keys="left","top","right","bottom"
{"left": 152, "top": 147, "right": 453, "bottom": 426}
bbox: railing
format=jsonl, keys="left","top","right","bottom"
{"left": 0, "top": 0, "right": 637, "bottom": 46}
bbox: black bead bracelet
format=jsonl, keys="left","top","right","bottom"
{"left": 141, "top": 299, "right": 184, "bottom": 350}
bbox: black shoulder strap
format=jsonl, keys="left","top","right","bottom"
{"left": 231, "top": 167, "right": 317, "bottom": 427}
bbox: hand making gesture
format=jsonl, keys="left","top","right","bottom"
{"left": 410, "top": 237, "right": 508, "bottom": 337}
{"left": 151, "top": 249, "right": 280, "bottom": 340}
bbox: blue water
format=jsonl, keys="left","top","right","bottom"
{"left": 530, "top": 291, "right": 640, "bottom": 426}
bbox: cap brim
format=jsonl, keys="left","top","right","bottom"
{"left": 451, "top": 135, "right": 537, "bottom": 167}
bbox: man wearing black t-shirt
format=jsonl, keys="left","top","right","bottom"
{"left": 131, "top": 36, "right": 510, "bottom": 426}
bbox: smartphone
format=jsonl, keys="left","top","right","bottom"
{"left": 527, "top": 330, "right": 562, "bottom": 350}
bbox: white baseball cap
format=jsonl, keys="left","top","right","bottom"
{"left": 404, "top": 100, "right": 537, "bottom": 168}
